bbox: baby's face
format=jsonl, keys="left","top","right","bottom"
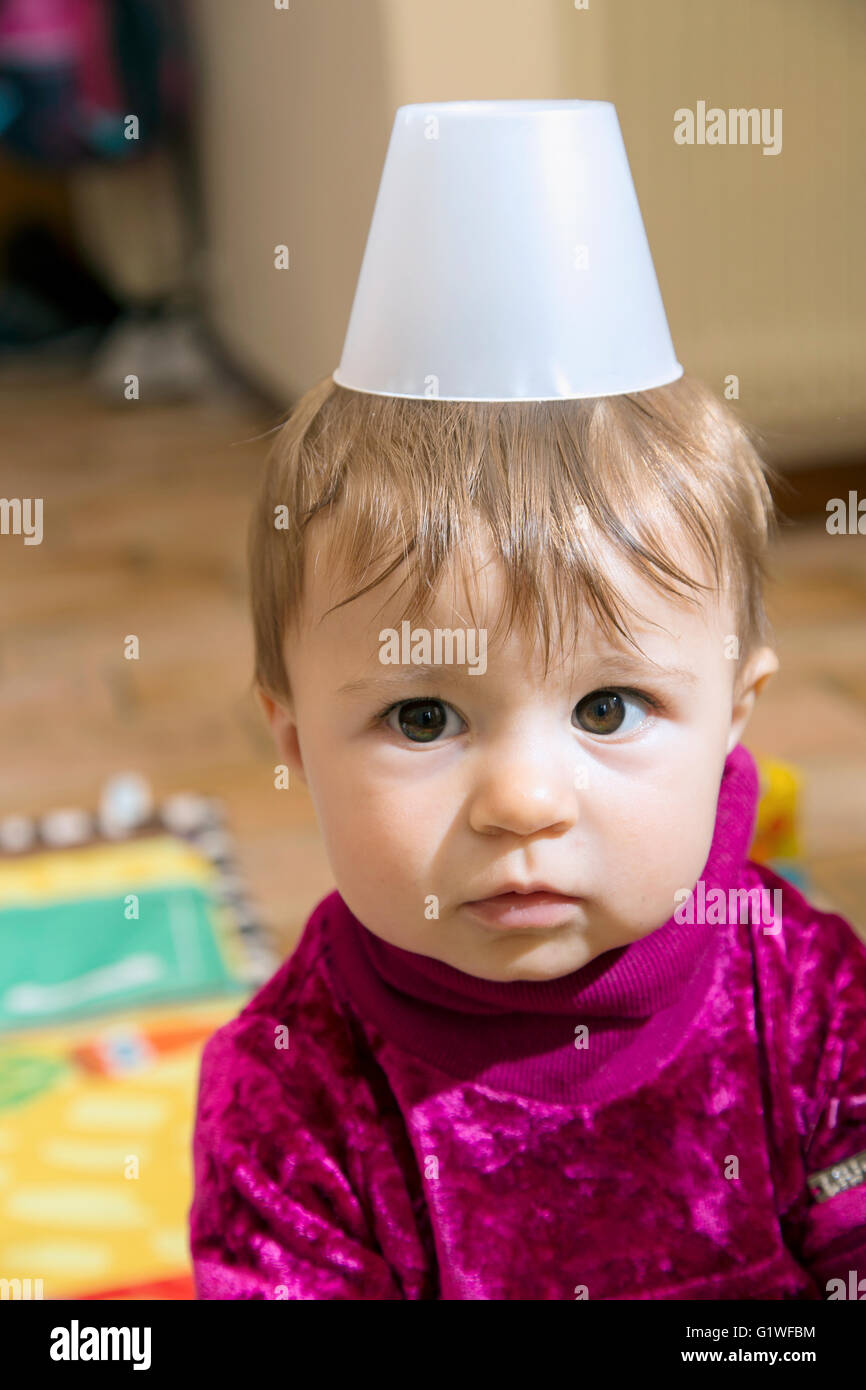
{"left": 265, "top": 522, "right": 777, "bottom": 982}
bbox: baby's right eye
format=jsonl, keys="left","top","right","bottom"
{"left": 379, "top": 698, "right": 465, "bottom": 745}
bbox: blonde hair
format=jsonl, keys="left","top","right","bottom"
{"left": 249, "top": 373, "right": 780, "bottom": 703}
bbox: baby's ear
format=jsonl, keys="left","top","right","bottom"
{"left": 256, "top": 687, "right": 307, "bottom": 784}
{"left": 726, "top": 646, "right": 780, "bottom": 754}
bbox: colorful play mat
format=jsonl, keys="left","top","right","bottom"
{"left": 0, "top": 787, "right": 276, "bottom": 1300}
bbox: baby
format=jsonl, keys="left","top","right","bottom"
{"left": 189, "top": 372, "right": 866, "bottom": 1300}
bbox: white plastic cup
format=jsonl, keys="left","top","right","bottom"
{"left": 333, "top": 99, "right": 683, "bottom": 402}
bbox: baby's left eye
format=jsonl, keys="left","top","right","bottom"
{"left": 573, "top": 689, "right": 654, "bottom": 736}
{"left": 380, "top": 697, "right": 466, "bottom": 745}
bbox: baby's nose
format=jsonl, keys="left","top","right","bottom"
{"left": 467, "top": 754, "right": 582, "bottom": 838}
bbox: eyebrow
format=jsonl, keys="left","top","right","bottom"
{"left": 337, "top": 657, "right": 699, "bottom": 698}
{"left": 338, "top": 665, "right": 476, "bottom": 698}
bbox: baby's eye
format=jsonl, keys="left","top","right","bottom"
{"left": 380, "top": 698, "right": 466, "bottom": 745}
{"left": 573, "top": 688, "right": 655, "bottom": 737}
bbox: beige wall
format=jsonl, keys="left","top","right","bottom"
{"left": 586, "top": 0, "right": 866, "bottom": 463}
{"left": 188, "top": 0, "right": 392, "bottom": 405}
{"left": 189, "top": 0, "right": 865, "bottom": 465}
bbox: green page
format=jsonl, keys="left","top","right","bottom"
{"left": 0, "top": 884, "right": 241, "bottom": 1030}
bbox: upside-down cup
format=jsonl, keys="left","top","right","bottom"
{"left": 333, "top": 98, "right": 683, "bottom": 402}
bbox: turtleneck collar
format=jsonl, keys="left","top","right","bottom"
{"left": 325, "top": 743, "right": 760, "bottom": 1104}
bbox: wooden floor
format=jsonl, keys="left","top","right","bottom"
{"left": 3, "top": 361, "right": 865, "bottom": 954}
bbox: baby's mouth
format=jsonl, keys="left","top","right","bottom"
{"left": 462, "top": 888, "right": 582, "bottom": 930}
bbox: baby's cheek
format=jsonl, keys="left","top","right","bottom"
{"left": 611, "top": 790, "right": 717, "bottom": 923}
{"left": 650, "top": 802, "right": 718, "bottom": 908}
{"left": 325, "top": 799, "right": 418, "bottom": 899}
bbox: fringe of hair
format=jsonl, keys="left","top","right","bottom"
{"left": 249, "top": 374, "right": 781, "bottom": 703}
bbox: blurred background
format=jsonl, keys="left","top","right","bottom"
{"left": 0, "top": 0, "right": 864, "bottom": 1300}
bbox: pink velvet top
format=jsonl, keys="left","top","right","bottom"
{"left": 189, "top": 744, "right": 866, "bottom": 1299}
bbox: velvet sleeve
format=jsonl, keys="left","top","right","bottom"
{"left": 788, "top": 911, "right": 866, "bottom": 1295}
{"left": 189, "top": 1015, "right": 405, "bottom": 1300}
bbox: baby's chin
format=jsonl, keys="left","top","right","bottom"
{"left": 441, "top": 923, "right": 611, "bottom": 983}
{"left": 435, "top": 906, "right": 676, "bottom": 983}
{"left": 353, "top": 898, "right": 666, "bottom": 981}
